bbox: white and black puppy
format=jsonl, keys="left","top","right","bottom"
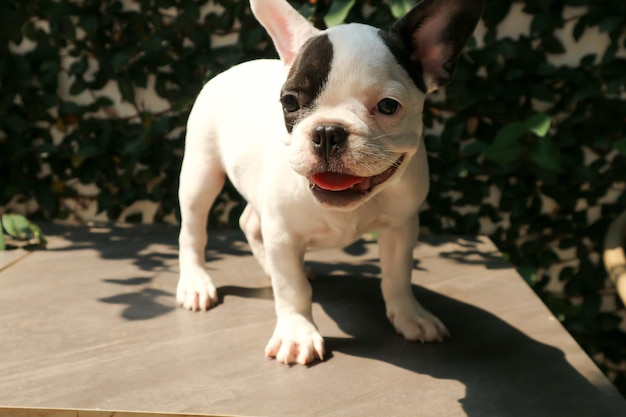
{"left": 177, "top": 0, "right": 483, "bottom": 365}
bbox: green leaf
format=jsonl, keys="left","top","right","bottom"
{"left": 76, "top": 145, "right": 102, "bottom": 158}
{"left": 80, "top": 15, "right": 99, "bottom": 36}
{"left": 481, "top": 1, "right": 511, "bottom": 29}
{"left": 580, "top": 54, "right": 596, "bottom": 67}
{"left": 2, "top": 214, "right": 31, "bottom": 240}
{"left": 572, "top": 16, "right": 587, "bottom": 42}
{"left": 526, "top": 113, "right": 551, "bottom": 137}
{"left": 531, "top": 13, "right": 552, "bottom": 36}
{"left": 541, "top": 35, "right": 565, "bottom": 54}
{"left": 118, "top": 78, "right": 135, "bottom": 103}
{"left": 69, "top": 78, "right": 87, "bottom": 95}
{"left": 0, "top": 215, "right": 46, "bottom": 248}
{"left": 111, "top": 49, "right": 133, "bottom": 73}
{"left": 181, "top": 2, "right": 200, "bottom": 21}
{"left": 123, "top": 138, "right": 149, "bottom": 155}
{"left": 518, "top": 265, "right": 538, "bottom": 285}
{"left": 614, "top": 138, "right": 626, "bottom": 155}
{"left": 70, "top": 57, "right": 88, "bottom": 76}
{"left": 528, "top": 137, "right": 562, "bottom": 172}
{"left": 34, "top": 182, "right": 56, "bottom": 215}
{"left": 599, "top": 16, "right": 624, "bottom": 34}
{"left": 461, "top": 141, "right": 486, "bottom": 157}
{"left": 297, "top": 3, "right": 316, "bottom": 20}
{"left": 3, "top": 113, "right": 29, "bottom": 132}
{"left": 389, "top": 0, "right": 414, "bottom": 19}
{"left": 59, "top": 101, "right": 80, "bottom": 114}
{"left": 29, "top": 223, "right": 47, "bottom": 246}
{"left": 142, "top": 36, "right": 166, "bottom": 53}
{"left": 22, "top": 20, "right": 37, "bottom": 40}
{"left": 602, "top": 42, "right": 618, "bottom": 64}
{"left": 483, "top": 122, "right": 527, "bottom": 165}
{"left": 440, "top": 118, "right": 465, "bottom": 144}
{"left": 324, "top": 0, "right": 356, "bottom": 27}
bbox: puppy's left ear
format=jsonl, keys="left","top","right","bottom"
{"left": 385, "top": 0, "right": 483, "bottom": 93}
{"left": 250, "top": 0, "right": 321, "bottom": 67}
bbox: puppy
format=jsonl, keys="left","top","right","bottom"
{"left": 177, "top": 0, "right": 483, "bottom": 365}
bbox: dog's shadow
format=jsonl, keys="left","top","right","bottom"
{"left": 210, "top": 233, "right": 620, "bottom": 416}
{"left": 303, "top": 261, "right": 617, "bottom": 417}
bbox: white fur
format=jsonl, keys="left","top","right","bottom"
{"left": 177, "top": 0, "right": 450, "bottom": 365}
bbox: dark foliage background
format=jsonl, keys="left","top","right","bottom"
{"left": 1, "top": 0, "right": 626, "bottom": 394}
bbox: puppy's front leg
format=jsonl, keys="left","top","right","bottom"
{"left": 177, "top": 155, "right": 225, "bottom": 311}
{"left": 262, "top": 234, "right": 324, "bottom": 365}
{"left": 378, "top": 218, "right": 449, "bottom": 342}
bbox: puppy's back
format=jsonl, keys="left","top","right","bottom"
{"left": 185, "top": 59, "right": 292, "bottom": 205}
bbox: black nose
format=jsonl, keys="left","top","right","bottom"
{"left": 312, "top": 125, "right": 348, "bottom": 158}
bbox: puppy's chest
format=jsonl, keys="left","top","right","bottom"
{"left": 306, "top": 216, "right": 379, "bottom": 250}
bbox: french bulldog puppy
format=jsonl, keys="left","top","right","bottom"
{"left": 177, "top": 0, "right": 483, "bottom": 365}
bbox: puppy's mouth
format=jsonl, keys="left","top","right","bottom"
{"left": 308, "top": 155, "right": 405, "bottom": 207}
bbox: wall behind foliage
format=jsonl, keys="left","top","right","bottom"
{"left": 1, "top": 0, "right": 626, "bottom": 394}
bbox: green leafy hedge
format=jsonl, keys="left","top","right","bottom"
{"left": 1, "top": 0, "right": 626, "bottom": 394}
{"left": 419, "top": 0, "right": 626, "bottom": 393}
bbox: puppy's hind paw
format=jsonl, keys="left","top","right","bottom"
{"left": 265, "top": 314, "right": 325, "bottom": 365}
{"left": 176, "top": 268, "right": 218, "bottom": 311}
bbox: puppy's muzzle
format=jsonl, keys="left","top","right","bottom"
{"left": 306, "top": 123, "right": 404, "bottom": 209}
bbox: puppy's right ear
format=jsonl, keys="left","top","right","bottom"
{"left": 250, "top": 0, "right": 321, "bottom": 67}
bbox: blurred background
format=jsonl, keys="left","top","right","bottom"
{"left": 1, "top": 0, "right": 625, "bottom": 396}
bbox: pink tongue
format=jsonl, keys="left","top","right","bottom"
{"left": 311, "top": 172, "right": 365, "bottom": 191}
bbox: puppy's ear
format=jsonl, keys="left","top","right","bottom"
{"left": 385, "top": 0, "right": 483, "bottom": 93}
{"left": 250, "top": 0, "right": 321, "bottom": 67}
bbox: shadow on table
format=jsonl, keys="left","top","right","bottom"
{"left": 307, "top": 265, "right": 619, "bottom": 417}
{"left": 42, "top": 223, "right": 254, "bottom": 273}
{"left": 99, "top": 279, "right": 176, "bottom": 320}
{"left": 42, "top": 224, "right": 258, "bottom": 321}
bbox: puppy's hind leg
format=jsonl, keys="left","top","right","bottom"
{"left": 240, "top": 205, "right": 316, "bottom": 281}
{"left": 239, "top": 204, "right": 270, "bottom": 276}
{"left": 178, "top": 153, "right": 225, "bottom": 311}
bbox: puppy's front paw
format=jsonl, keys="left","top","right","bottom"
{"left": 265, "top": 314, "right": 325, "bottom": 365}
{"left": 176, "top": 267, "right": 218, "bottom": 311}
{"left": 387, "top": 296, "right": 449, "bottom": 343}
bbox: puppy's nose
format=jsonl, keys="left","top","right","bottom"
{"left": 312, "top": 125, "right": 348, "bottom": 158}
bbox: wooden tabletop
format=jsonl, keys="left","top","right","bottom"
{"left": 0, "top": 224, "right": 624, "bottom": 417}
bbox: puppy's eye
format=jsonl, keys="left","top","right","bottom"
{"left": 281, "top": 94, "right": 300, "bottom": 113}
{"left": 376, "top": 98, "right": 400, "bottom": 115}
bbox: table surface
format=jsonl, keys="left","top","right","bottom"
{"left": 1, "top": 224, "right": 624, "bottom": 417}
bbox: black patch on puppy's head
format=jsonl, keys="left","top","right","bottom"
{"left": 280, "top": 34, "right": 333, "bottom": 133}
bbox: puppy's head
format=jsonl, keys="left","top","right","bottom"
{"left": 251, "top": 0, "right": 483, "bottom": 209}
